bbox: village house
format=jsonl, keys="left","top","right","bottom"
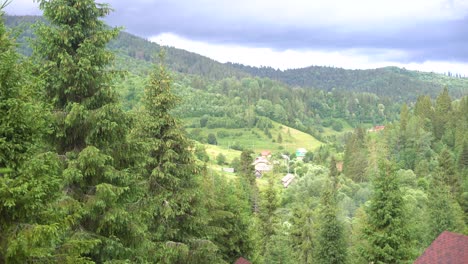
{"left": 261, "top": 150, "right": 272, "bottom": 158}
{"left": 253, "top": 156, "right": 272, "bottom": 177}
{"left": 368, "top": 125, "right": 385, "bottom": 132}
{"left": 414, "top": 231, "right": 468, "bottom": 264}
{"left": 296, "top": 148, "right": 307, "bottom": 160}
{"left": 281, "top": 173, "right": 295, "bottom": 188}
{"left": 234, "top": 257, "right": 251, "bottom": 264}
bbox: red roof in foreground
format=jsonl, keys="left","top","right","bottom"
{"left": 235, "top": 257, "right": 251, "bottom": 264}
{"left": 414, "top": 231, "right": 468, "bottom": 264}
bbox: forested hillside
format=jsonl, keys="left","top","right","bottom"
{"left": 1, "top": 1, "right": 467, "bottom": 264}
{"left": 5, "top": 15, "right": 468, "bottom": 102}
{"left": 229, "top": 63, "right": 468, "bottom": 100}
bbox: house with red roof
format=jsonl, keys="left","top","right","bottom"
{"left": 234, "top": 257, "right": 251, "bottom": 264}
{"left": 414, "top": 231, "right": 468, "bottom": 264}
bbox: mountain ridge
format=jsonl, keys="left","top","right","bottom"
{"left": 5, "top": 15, "right": 468, "bottom": 101}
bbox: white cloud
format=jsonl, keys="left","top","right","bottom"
{"left": 151, "top": 32, "right": 468, "bottom": 76}
{"left": 4, "top": 0, "right": 40, "bottom": 15}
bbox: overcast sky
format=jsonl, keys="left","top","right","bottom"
{"left": 5, "top": 0, "right": 468, "bottom": 75}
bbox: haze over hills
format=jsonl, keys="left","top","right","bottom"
{"left": 5, "top": 15, "right": 468, "bottom": 101}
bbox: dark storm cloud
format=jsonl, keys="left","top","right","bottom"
{"left": 104, "top": 0, "right": 468, "bottom": 63}
{"left": 5, "top": 0, "right": 468, "bottom": 63}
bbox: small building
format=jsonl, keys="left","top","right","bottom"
{"left": 296, "top": 148, "right": 307, "bottom": 160}
{"left": 261, "top": 150, "right": 272, "bottom": 158}
{"left": 222, "top": 168, "right": 235, "bottom": 173}
{"left": 336, "top": 161, "right": 343, "bottom": 173}
{"left": 234, "top": 257, "right": 251, "bottom": 264}
{"left": 253, "top": 156, "right": 272, "bottom": 177}
{"left": 414, "top": 231, "right": 468, "bottom": 264}
{"left": 368, "top": 125, "right": 385, "bottom": 133}
{"left": 281, "top": 173, "right": 295, "bottom": 188}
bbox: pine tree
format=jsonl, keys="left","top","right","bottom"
{"left": 239, "top": 149, "right": 259, "bottom": 212}
{"left": 414, "top": 95, "right": 433, "bottom": 121}
{"left": 290, "top": 205, "right": 315, "bottom": 264}
{"left": 427, "top": 170, "right": 465, "bottom": 242}
{"left": 34, "top": 0, "right": 146, "bottom": 261}
{"left": 0, "top": 4, "right": 62, "bottom": 262}
{"left": 259, "top": 177, "right": 279, "bottom": 255}
{"left": 343, "top": 127, "right": 368, "bottom": 182}
{"left": 438, "top": 148, "right": 460, "bottom": 196}
{"left": 203, "top": 172, "right": 258, "bottom": 263}
{"left": 459, "top": 142, "right": 468, "bottom": 170}
{"left": 136, "top": 57, "right": 220, "bottom": 263}
{"left": 361, "top": 159, "right": 411, "bottom": 263}
{"left": 315, "top": 158, "right": 347, "bottom": 264}
{"left": 433, "top": 87, "right": 452, "bottom": 139}
{"left": 400, "top": 103, "right": 409, "bottom": 133}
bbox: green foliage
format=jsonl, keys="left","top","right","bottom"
{"left": 0, "top": 7, "right": 62, "bottom": 262}
{"left": 343, "top": 128, "right": 368, "bottom": 182}
{"left": 433, "top": 87, "right": 452, "bottom": 139}
{"left": 315, "top": 165, "right": 347, "bottom": 264}
{"left": 290, "top": 204, "right": 315, "bottom": 264}
{"left": 3, "top": 4, "right": 468, "bottom": 263}
{"left": 135, "top": 59, "right": 219, "bottom": 261}
{"left": 361, "top": 160, "right": 412, "bottom": 263}
{"left": 259, "top": 177, "right": 279, "bottom": 253}
{"left": 207, "top": 132, "right": 218, "bottom": 145}
{"left": 33, "top": 0, "right": 147, "bottom": 261}
{"left": 195, "top": 144, "right": 210, "bottom": 162}
{"left": 427, "top": 170, "right": 465, "bottom": 241}
{"left": 216, "top": 153, "right": 226, "bottom": 165}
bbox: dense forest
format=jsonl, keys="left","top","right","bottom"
{"left": 1, "top": 1, "right": 467, "bottom": 263}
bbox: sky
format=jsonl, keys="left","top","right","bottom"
{"left": 5, "top": 0, "right": 468, "bottom": 75}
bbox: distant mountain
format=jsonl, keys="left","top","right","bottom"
{"left": 5, "top": 15, "right": 467, "bottom": 101}
{"left": 227, "top": 64, "right": 468, "bottom": 100}
{"left": 5, "top": 15, "right": 249, "bottom": 79}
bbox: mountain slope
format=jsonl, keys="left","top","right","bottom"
{"left": 228, "top": 64, "right": 468, "bottom": 100}
{"left": 5, "top": 15, "right": 467, "bottom": 101}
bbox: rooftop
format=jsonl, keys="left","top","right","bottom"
{"left": 414, "top": 231, "right": 468, "bottom": 264}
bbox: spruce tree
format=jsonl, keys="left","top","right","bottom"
{"left": 34, "top": 0, "right": 145, "bottom": 261}
{"left": 433, "top": 87, "right": 452, "bottom": 140}
{"left": 438, "top": 148, "right": 460, "bottom": 196}
{"left": 400, "top": 103, "right": 409, "bottom": 133}
{"left": 259, "top": 177, "right": 279, "bottom": 255}
{"left": 361, "top": 159, "right": 411, "bottom": 263}
{"left": 290, "top": 205, "right": 315, "bottom": 264}
{"left": 427, "top": 170, "right": 465, "bottom": 242}
{"left": 239, "top": 149, "right": 259, "bottom": 212}
{"left": 315, "top": 157, "right": 347, "bottom": 264}
{"left": 343, "top": 127, "right": 368, "bottom": 182}
{"left": 0, "top": 4, "right": 62, "bottom": 262}
{"left": 135, "top": 56, "right": 220, "bottom": 263}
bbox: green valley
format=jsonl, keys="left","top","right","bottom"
{"left": 1, "top": 3, "right": 468, "bottom": 264}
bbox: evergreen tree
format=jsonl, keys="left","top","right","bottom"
{"left": 204, "top": 173, "right": 258, "bottom": 263}
{"left": 0, "top": 4, "right": 62, "bottom": 262}
{"left": 459, "top": 142, "right": 468, "bottom": 170}
{"left": 438, "top": 148, "right": 460, "bottom": 196}
{"left": 427, "top": 170, "right": 465, "bottom": 242}
{"left": 343, "top": 127, "right": 368, "bottom": 182}
{"left": 400, "top": 103, "right": 409, "bottom": 133}
{"left": 290, "top": 205, "right": 315, "bottom": 264}
{"left": 34, "top": 0, "right": 146, "bottom": 261}
{"left": 361, "top": 159, "right": 411, "bottom": 263}
{"left": 239, "top": 149, "right": 259, "bottom": 212}
{"left": 315, "top": 158, "right": 347, "bottom": 264}
{"left": 414, "top": 95, "right": 432, "bottom": 121}
{"left": 135, "top": 57, "right": 221, "bottom": 262}
{"left": 259, "top": 177, "right": 279, "bottom": 255}
{"left": 433, "top": 87, "right": 452, "bottom": 139}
